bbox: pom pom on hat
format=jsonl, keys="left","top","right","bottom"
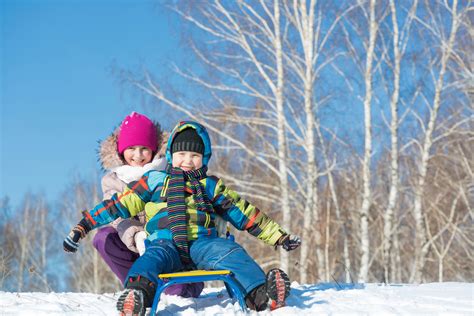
{"left": 117, "top": 112, "right": 157, "bottom": 154}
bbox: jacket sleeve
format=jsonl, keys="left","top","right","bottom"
{"left": 101, "top": 173, "right": 126, "bottom": 200}
{"left": 101, "top": 172, "right": 127, "bottom": 230}
{"left": 210, "top": 177, "right": 286, "bottom": 246}
{"left": 84, "top": 171, "right": 163, "bottom": 229}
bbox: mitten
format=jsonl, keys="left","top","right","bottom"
{"left": 63, "top": 218, "right": 91, "bottom": 253}
{"left": 277, "top": 234, "right": 301, "bottom": 251}
{"left": 117, "top": 219, "right": 144, "bottom": 253}
{"left": 134, "top": 231, "right": 147, "bottom": 256}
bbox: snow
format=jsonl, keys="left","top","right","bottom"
{"left": 1, "top": 282, "right": 473, "bottom": 315}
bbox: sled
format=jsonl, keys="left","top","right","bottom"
{"left": 150, "top": 269, "right": 247, "bottom": 315}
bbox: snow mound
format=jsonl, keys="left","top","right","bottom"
{"left": 1, "top": 282, "right": 472, "bottom": 315}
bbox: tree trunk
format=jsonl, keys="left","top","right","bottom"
{"left": 382, "top": 0, "right": 402, "bottom": 284}
{"left": 292, "top": 0, "right": 324, "bottom": 283}
{"left": 273, "top": 0, "right": 291, "bottom": 274}
{"left": 358, "top": 0, "right": 377, "bottom": 283}
{"left": 393, "top": 230, "right": 402, "bottom": 282}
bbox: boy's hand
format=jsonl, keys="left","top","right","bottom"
{"left": 63, "top": 219, "right": 91, "bottom": 253}
{"left": 277, "top": 234, "right": 301, "bottom": 251}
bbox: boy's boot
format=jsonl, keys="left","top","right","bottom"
{"left": 244, "top": 268, "right": 291, "bottom": 311}
{"left": 244, "top": 284, "right": 269, "bottom": 311}
{"left": 265, "top": 268, "right": 291, "bottom": 310}
{"left": 117, "top": 276, "right": 156, "bottom": 316}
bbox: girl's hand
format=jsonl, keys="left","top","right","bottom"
{"left": 63, "top": 219, "right": 91, "bottom": 253}
{"left": 117, "top": 219, "right": 144, "bottom": 253}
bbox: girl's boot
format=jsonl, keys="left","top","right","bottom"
{"left": 117, "top": 275, "right": 155, "bottom": 316}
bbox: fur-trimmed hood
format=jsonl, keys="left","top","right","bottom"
{"left": 98, "top": 125, "right": 168, "bottom": 171}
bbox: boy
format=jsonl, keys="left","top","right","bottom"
{"left": 64, "top": 121, "right": 301, "bottom": 315}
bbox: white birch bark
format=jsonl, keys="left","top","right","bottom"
{"left": 273, "top": 0, "right": 291, "bottom": 274}
{"left": 393, "top": 229, "right": 402, "bottom": 282}
{"left": 283, "top": 0, "right": 355, "bottom": 283}
{"left": 382, "top": 0, "right": 401, "bottom": 285}
{"left": 286, "top": 0, "right": 323, "bottom": 283}
{"left": 358, "top": 0, "right": 377, "bottom": 283}
{"left": 410, "top": 0, "right": 461, "bottom": 283}
{"left": 382, "top": 0, "right": 419, "bottom": 284}
{"left": 299, "top": 0, "right": 319, "bottom": 283}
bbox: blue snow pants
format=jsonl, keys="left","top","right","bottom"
{"left": 125, "top": 236, "right": 266, "bottom": 295}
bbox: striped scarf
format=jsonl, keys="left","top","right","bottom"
{"left": 167, "top": 165, "right": 213, "bottom": 264}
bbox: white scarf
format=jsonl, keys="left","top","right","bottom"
{"left": 111, "top": 157, "right": 167, "bottom": 183}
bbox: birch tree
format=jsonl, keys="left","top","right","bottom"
{"left": 381, "top": 0, "right": 418, "bottom": 284}
{"left": 358, "top": 0, "right": 378, "bottom": 283}
{"left": 282, "top": 0, "right": 321, "bottom": 282}
{"left": 281, "top": 0, "right": 357, "bottom": 283}
{"left": 410, "top": 0, "right": 462, "bottom": 283}
{"left": 272, "top": 0, "right": 291, "bottom": 273}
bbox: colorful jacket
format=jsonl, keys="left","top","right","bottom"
{"left": 84, "top": 121, "right": 286, "bottom": 246}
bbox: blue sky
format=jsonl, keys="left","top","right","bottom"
{"left": 1, "top": 0, "right": 180, "bottom": 209}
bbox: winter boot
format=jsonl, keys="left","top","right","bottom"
{"left": 117, "top": 275, "right": 156, "bottom": 316}
{"left": 245, "top": 284, "right": 269, "bottom": 311}
{"left": 265, "top": 268, "right": 291, "bottom": 310}
{"left": 117, "top": 288, "right": 145, "bottom": 316}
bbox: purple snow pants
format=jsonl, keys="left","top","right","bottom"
{"left": 93, "top": 227, "right": 204, "bottom": 298}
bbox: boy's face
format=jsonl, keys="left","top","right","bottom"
{"left": 172, "top": 151, "right": 203, "bottom": 171}
{"left": 123, "top": 146, "right": 153, "bottom": 167}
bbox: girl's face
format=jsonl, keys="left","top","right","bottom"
{"left": 123, "top": 146, "right": 153, "bottom": 167}
{"left": 172, "top": 151, "right": 203, "bottom": 171}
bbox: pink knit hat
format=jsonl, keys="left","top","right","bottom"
{"left": 117, "top": 112, "right": 158, "bottom": 154}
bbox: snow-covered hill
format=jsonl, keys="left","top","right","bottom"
{"left": 1, "top": 282, "right": 472, "bottom": 315}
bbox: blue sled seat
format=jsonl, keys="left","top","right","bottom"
{"left": 150, "top": 270, "right": 247, "bottom": 315}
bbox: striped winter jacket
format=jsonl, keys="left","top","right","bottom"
{"left": 83, "top": 169, "right": 286, "bottom": 246}
{"left": 83, "top": 121, "right": 286, "bottom": 247}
